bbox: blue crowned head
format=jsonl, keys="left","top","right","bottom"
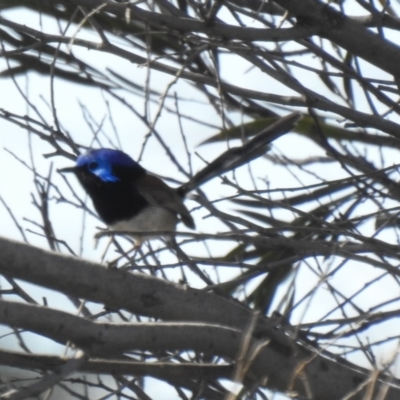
{"left": 76, "top": 148, "right": 143, "bottom": 183}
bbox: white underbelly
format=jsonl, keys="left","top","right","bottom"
{"left": 110, "top": 206, "right": 178, "bottom": 238}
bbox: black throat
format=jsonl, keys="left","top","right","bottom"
{"left": 76, "top": 165, "right": 148, "bottom": 225}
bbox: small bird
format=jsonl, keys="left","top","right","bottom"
{"left": 61, "top": 148, "right": 195, "bottom": 237}
{"left": 60, "top": 112, "right": 301, "bottom": 243}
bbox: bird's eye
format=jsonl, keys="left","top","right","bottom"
{"left": 88, "top": 161, "right": 99, "bottom": 171}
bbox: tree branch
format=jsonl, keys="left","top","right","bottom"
{"left": 0, "top": 237, "right": 399, "bottom": 399}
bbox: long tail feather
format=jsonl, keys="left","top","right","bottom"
{"left": 178, "top": 112, "right": 302, "bottom": 196}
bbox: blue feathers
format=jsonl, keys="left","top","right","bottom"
{"left": 76, "top": 149, "right": 139, "bottom": 183}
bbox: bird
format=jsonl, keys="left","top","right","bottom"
{"left": 59, "top": 112, "right": 301, "bottom": 243}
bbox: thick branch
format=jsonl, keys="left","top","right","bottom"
{"left": 0, "top": 349, "right": 233, "bottom": 381}
{"left": 274, "top": 0, "right": 400, "bottom": 78}
{"left": 0, "top": 237, "right": 399, "bottom": 399}
{"left": 64, "top": 0, "right": 315, "bottom": 42}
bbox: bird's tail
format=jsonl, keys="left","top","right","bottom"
{"left": 177, "top": 112, "right": 302, "bottom": 196}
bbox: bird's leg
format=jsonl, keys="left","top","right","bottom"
{"left": 133, "top": 238, "right": 143, "bottom": 249}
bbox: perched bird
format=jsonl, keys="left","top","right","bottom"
{"left": 60, "top": 112, "right": 301, "bottom": 242}
{"left": 61, "top": 148, "right": 194, "bottom": 236}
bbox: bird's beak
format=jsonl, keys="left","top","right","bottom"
{"left": 58, "top": 166, "right": 77, "bottom": 174}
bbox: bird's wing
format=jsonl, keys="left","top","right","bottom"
{"left": 135, "top": 174, "right": 195, "bottom": 229}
